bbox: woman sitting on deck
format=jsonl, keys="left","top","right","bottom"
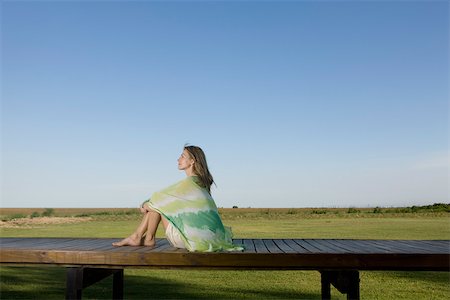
{"left": 113, "top": 145, "right": 243, "bottom": 252}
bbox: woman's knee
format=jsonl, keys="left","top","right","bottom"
{"left": 143, "top": 203, "right": 153, "bottom": 213}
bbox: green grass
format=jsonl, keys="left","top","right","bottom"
{"left": 225, "top": 216, "right": 450, "bottom": 239}
{"left": 1, "top": 210, "right": 449, "bottom": 299}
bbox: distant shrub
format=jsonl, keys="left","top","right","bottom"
{"left": 75, "top": 213, "right": 90, "bottom": 217}
{"left": 395, "top": 208, "right": 413, "bottom": 213}
{"left": 232, "top": 206, "right": 238, "bottom": 209}
{"left": 92, "top": 211, "right": 113, "bottom": 216}
{"left": 287, "top": 209, "right": 297, "bottom": 214}
{"left": 421, "top": 203, "right": 450, "bottom": 212}
{"left": 42, "top": 208, "right": 54, "bottom": 217}
{"left": 372, "top": 207, "right": 383, "bottom": 214}
{"left": 30, "top": 211, "right": 41, "bottom": 218}
{"left": 347, "top": 207, "right": 360, "bottom": 214}
{"left": 73, "top": 209, "right": 139, "bottom": 218}
{"left": 311, "top": 209, "right": 327, "bottom": 215}
{"left": 10, "top": 213, "right": 27, "bottom": 220}
{"left": 385, "top": 203, "right": 450, "bottom": 214}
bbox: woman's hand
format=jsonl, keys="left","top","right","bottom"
{"left": 139, "top": 206, "right": 146, "bottom": 214}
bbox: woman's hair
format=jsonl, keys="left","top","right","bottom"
{"left": 184, "top": 144, "right": 215, "bottom": 194}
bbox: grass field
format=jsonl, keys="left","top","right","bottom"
{"left": 1, "top": 207, "right": 449, "bottom": 299}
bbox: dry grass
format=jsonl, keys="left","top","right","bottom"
{"left": 0, "top": 217, "right": 92, "bottom": 228}
{"left": 0, "top": 207, "right": 133, "bottom": 216}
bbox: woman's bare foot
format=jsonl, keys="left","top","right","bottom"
{"left": 112, "top": 234, "right": 142, "bottom": 246}
{"left": 143, "top": 236, "right": 155, "bottom": 247}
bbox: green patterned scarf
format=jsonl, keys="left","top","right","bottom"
{"left": 144, "top": 176, "right": 244, "bottom": 252}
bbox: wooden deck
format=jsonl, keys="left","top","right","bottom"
{"left": 1, "top": 238, "right": 449, "bottom": 299}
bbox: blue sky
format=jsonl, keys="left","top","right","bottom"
{"left": 1, "top": 0, "right": 448, "bottom": 208}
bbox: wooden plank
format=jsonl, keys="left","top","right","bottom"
{"left": 131, "top": 243, "right": 172, "bottom": 253}
{"left": 0, "top": 238, "right": 29, "bottom": 245}
{"left": 300, "top": 240, "right": 333, "bottom": 253}
{"left": 321, "top": 240, "right": 364, "bottom": 253}
{"left": 394, "top": 240, "right": 449, "bottom": 253}
{"left": 272, "top": 239, "right": 297, "bottom": 253}
{"left": 263, "top": 239, "right": 283, "bottom": 253}
{"left": 309, "top": 240, "right": 349, "bottom": 253}
{"left": 38, "top": 238, "right": 103, "bottom": 251}
{"left": 0, "top": 238, "right": 69, "bottom": 248}
{"left": 150, "top": 240, "right": 174, "bottom": 252}
{"left": 253, "top": 239, "right": 269, "bottom": 253}
{"left": 376, "top": 240, "right": 437, "bottom": 253}
{"left": 352, "top": 240, "right": 399, "bottom": 253}
{"left": 1, "top": 247, "right": 449, "bottom": 270}
{"left": 1, "top": 238, "right": 450, "bottom": 271}
{"left": 293, "top": 239, "right": 321, "bottom": 253}
{"left": 242, "top": 239, "right": 256, "bottom": 253}
{"left": 357, "top": 240, "right": 405, "bottom": 253}
{"left": 418, "top": 241, "right": 450, "bottom": 253}
{"left": 368, "top": 240, "right": 441, "bottom": 254}
{"left": 329, "top": 240, "right": 390, "bottom": 254}
{"left": 391, "top": 240, "right": 440, "bottom": 252}
{"left": 170, "top": 247, "right": 189, "bottom": 253}
{"left": 88, "top": 242, "right": 122, "bottom": 252}
{"left": 107, "top": 238, "right": 169, "bottom": 253}
{"left": 78, "top": 238, "right": 123, "bottom": 252}
{"left": 232, "top": 239, "right": 244, "bottom": 251}
{"left": 108, "top": 245, "right": 145, "bottom": 253}
{"left": 432, "top": 240, "right": 450, "bottom": 247}
{"left": 133, "top": 244, "right": 182, "bottom": 253}
{"left": 46, "top": 239, "right": 101, "bottom": 250}
{"left": 413, "top": 240, "right": 450, "bottom": 251}
{"left": 1, "top": 237, "right": 448, "bottom": 255}
{"left": 329, "top": 240, "right": 384, "bottom": 253}
{"left": 282, "top": 239, "right": 310, "bottom": 253}
{"left": 233, "top": 239, "right": 243, "bottom": 248}
{"left": 59, "top": 238, "right": 106, "bottom": 248}
{"left": 112, "top": 239, "right": 181, "bottom": 253}
{"left": 16, "top": 239, "right": 81, "bottom": 250}
{"left": 364, "top": 240, "right": 415, "bottom": 253}
{"left": 371, "top": 240, "right": 431, "bottom": 254}
{"left": 70, "top": 239, "right": 117, "bottom": 251}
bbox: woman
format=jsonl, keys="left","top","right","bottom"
{"left": 112, "top": 145, "right": 243, "bottom": 252}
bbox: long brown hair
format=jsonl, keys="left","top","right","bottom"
{"left": 184, "top": 145, "right": 215, "bottom": 194}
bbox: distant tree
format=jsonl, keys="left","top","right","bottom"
{"left": 373, "top": 207, "right": 382, "bottom": 214}
{"left": 347, "top": 207, "right": 360, "bottom": 214}
{"left": 30, "top": 211, "right": 40, "bottom": 218}
{"left": 42, "top": 208, "right": 54, "bottom": 217}
{"left": 232, "top": 206, "right": 238, "bottom": 209}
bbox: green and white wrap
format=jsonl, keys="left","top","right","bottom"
{"left": 144, "top": 176, "right": 244, "bottom": 252}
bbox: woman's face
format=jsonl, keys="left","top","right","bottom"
{"left": 178, "top": 149, "right": 194, "bottom": 171}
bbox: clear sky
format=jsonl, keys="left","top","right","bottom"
{"left": 1, "top": 0, "right": 448, "bottom": 208}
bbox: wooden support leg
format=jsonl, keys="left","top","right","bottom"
{"left": 321, "top": 272, "right": 331, "bottom": 300}
{"left": 319, "top": 270, "right": 360, "bottom": 300}
{"left": 66, "top": 268, "right": 84, "bottom": 300}
{"left": 65, "top": 267, "right": 124, "bottom": 300}
{"left": 113, "top": 269, "right": 124, "bottom": 299}
{"left": 345, "top": 271, "right": 360, "bottom": 300}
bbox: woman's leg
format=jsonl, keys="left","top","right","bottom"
{"left": 112, "top": 212, "right": 152, "bottom": 246}
{"left": 142, "top": 204, "right": 172, "bottom": 246}
{"left": 143, "top": 210, "right": 161, "bottom": 246}
{"left": 142, "top": 203, "right": 169, "bottom": 232}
